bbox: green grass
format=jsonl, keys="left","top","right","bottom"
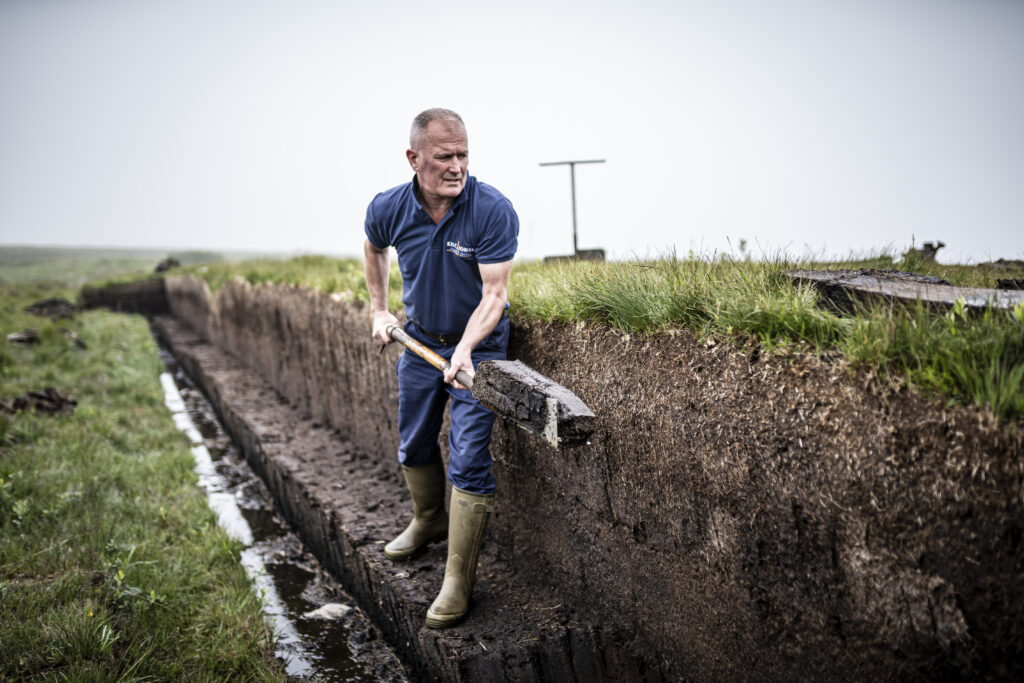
{"left": 0, "top": 282, "right": 284, "bottom": 680}
{"left": 510, "top": 254, "right": 1024, "bottom": 419}
{"left": 842, "top": 298, "right": 1024, "bottom": 417}
{"left": 511, "top": 257, "right": 849, "bottom": 346}
{"left": 81, "top": 250, "right": 1024, "bottom": 421}
{"left": 183, "top": 253, "right": 405, "bottom": 312}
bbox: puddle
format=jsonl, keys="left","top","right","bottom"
{"left": 158, "top": 348, "right": 408, "bottom": 682}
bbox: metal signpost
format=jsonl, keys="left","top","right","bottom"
{"left": 539, "top": 159, "right": 605, "bottom": 255}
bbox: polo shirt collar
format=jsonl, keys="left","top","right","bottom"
{"left": 411, "top": 175, "right": 472, "bottom": 216}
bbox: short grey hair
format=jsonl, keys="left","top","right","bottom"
{"left": 410, "top": 108, "right": 465, "bottom": 150}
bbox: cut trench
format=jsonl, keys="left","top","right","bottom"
{"left": 157, "top": 347, "right": 408, "bottom": 682}
{"left": 80, "top": 281, "right": 1024, "bottom": 680}
{"left": 150, "top": 312, "right": 685, "bottom": 682}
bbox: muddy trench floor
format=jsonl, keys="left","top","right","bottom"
{"left": 152, "top": 316, "right": 616, "bottom": 681}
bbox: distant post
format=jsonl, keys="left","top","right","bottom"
{"left": 540, "top": 159, "right": 605, "bottom": 255}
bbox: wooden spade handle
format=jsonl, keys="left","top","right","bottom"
{"left": 386, "top": 325, "right": 474, "bottom": 389}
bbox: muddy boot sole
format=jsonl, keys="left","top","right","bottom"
{"left": 424, "top": 606, "right": 468, "bottom": 629}
{"left": 383, "top": 527, "right": 447, "bottom": 561}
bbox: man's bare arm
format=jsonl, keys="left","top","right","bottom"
{"left": 444, "top": 259, "right": 514, "bottom": 388}
{"left": 364, "top": 239, "right": 400, "bottom": 344}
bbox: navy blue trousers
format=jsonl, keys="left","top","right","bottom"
{"left": 396, "top": 317, "right": 509, "bottom": 495}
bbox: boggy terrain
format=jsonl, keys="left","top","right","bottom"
{"left": 93, "top": 275, "right": 1022, "bottom": 681}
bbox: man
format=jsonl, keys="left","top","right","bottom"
{"left": 363, "top": 108, "right": 518, "bottom": 629}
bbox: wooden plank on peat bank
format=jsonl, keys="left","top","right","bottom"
{"left": 788, "top": 269, "right": 1024, "bottom": 314}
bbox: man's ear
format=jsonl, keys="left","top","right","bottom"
{"left": 406, "top": 148, "right": 419, "bottom": 171}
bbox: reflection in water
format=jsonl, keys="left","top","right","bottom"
{"left": 158, "top": 349, "right": 407, "bottom": 682}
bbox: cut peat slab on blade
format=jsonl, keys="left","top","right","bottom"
{"left": 386, "top": 325, "right": 595, "bottom": 449}
{"left": 473, "top": 359, "right": 596, "bottom": 449}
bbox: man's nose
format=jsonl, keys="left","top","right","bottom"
{"left": 448, "top": 158, "right": 462, "bottom": 174}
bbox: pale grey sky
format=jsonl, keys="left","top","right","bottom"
{"left": 1, "top": 0, "right": 1022, "bottom": 263}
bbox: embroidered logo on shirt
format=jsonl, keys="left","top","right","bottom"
{"left": 446, "top": 241, "right": 476, "bottom": 258}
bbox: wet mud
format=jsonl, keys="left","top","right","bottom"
{"left": 93, "top": 277, "right": 1023, "bottom": 681}
{"left": 160, "top": 354, "right": 408, "bottom": 681}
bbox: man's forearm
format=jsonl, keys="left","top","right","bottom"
{"left": 456, "top": 260, "right": 513, "bottom": 355}
{"left": 443, "top": 259, "right": 513, "bottom": 387}
{"left": 363, "top": 240, "right": 390, "bottom": 314}
{"left": 456, "top": 292, "right": 506, "bottom": 354}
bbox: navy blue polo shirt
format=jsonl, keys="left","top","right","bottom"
{"left": 365, "top": 175, "right": 518, "bottom": 335}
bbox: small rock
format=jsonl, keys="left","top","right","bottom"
{"left": 6, "top": 329, "right": 39, "bottom": 345}
{"left": 302, "top": 602, "right": 353, "bottom": 620}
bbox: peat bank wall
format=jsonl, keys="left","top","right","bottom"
{"left": 106, "top": 275, "right": 1024, "bottom": 680}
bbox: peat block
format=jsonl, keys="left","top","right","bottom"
{"left": 81, "top": 279, "right": 169, "bottom": 315}
{"left": 473, "top": 359, "right": 595, "bottom": 448}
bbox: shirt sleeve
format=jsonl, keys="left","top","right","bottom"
{"left": 363, "top": 195, "right": 390, "bottom": 250}
{"left": 475, "top": 198, "right": 519, "bottom": 264}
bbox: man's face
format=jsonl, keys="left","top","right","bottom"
{"left": 407, "top": 120, "right": 468, "bottom": 204}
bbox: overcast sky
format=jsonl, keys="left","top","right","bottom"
{"left": 1, "top": 0, "right": 1021, "bottom": 263}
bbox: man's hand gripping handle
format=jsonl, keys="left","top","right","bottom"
{"left": 386, "top": 325, "right": 474, "bottom": 390}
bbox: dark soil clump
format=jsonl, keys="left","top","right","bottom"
{"left": 155, "top": 257, "right": 181, "bottom": 273}
{"left": 0, "top": 387, "right": 77, "bottom": 416}
{"left": 24, "top": 297, "right": 79, "bottom": 319}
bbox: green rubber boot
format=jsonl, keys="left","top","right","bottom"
{"left": 425, "top": 485, "right": 494, "bottom": 629}
{"left": 384, "top": 461, "right": 449, "bottom": 561}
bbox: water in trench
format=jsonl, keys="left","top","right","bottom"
{"left": 157, "top": 348, "right": 408, "bottom": 682}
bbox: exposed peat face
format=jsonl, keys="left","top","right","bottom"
{"left": 90, "top": 275, "right": 1024, "bottom": 681}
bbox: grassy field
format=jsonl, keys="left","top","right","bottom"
{"left": 0, "top": 246, "right": 277, "bottom": 289}
{"left": 158, "top": 251, "right": 1024, "bottom": 421}
{"left": 0, "top": 280, "right": 284, "bottom": 679}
